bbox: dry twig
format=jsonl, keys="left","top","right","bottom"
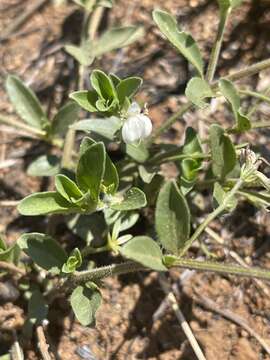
{"left": 159, "top": 274, "right": 206, "bottom": 360}
{"left": 36, "top": 325, "right": 54, "bottom": 360}
{"left": 0, "top": 261, "right": 26, "bottom": 276}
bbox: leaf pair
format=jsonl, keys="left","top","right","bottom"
{"left": 70, "top": 70, "right": 142, "bottom": 116}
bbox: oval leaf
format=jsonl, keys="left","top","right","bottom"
{"left": 27, "top": 155, "right": 60, "bottom": 177}
{"left": 17, "top": 233, "right": 67, "bottom": 273}
{"left": 76, "top": 142, "right": 106, "bottom": 200}
{"left": 18, "top": 191, "right": 75, "bottom": 216}
{"left": 55, "top": 174, "right": 83, "bottom": 203}
{"left": 6, "top": 75, "right": 48, "bottom": 129}
{"left": 209, "top": 124, "right": 237, "bottom": 179}
{"left": 70, "top": 285, "right": 102, "bottom": 326}
{"left": 185, "top": 77, "right": 213, "bottom": 108}
{"left": 93, "top": 26, "right": 144, "bottom": 57}
{"left": 155, "top": 181, "right": 190, "bottom": 255}
{"left": 72, "top": 116, "right": 121, "bottom": 140}
{"left": 153, "top": 10, "right": 204, "bottom": 77}
{"left": 110, "top": 187, "right": 147, "bottom": 211}
{"left": 51, "top": 102, "right": 79, "bottom": 137}
{"left": 120, "top": 236, "right": 167, "bottom": 271}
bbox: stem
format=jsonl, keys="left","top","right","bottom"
{"left": 206, "top": 10, "right": 230, "bottom": 82}
{"left": 173, "top": 258, "right": 270, "bottom": 281}
{"left": 149, "top": 57, "right": 270, "bottom": 142}
{"left": 64, "top": 258, "right": 270, "bottom": 289}
{"left": 239, "top": 89, "right": 270, "bottom": 104}
{"left": 0, "top": 115, "right": 46, "bottom": 138}
{"left": 251, "top": 121, "right": 270, "bottom": 129}
{"left": 61, "top": 7, "right": 104, "bottom": 169}
{"left": 224, "top": 58, "right": 270, "bottom": 84}
{"left": 71, "top": 261, "right": 145, "bottom": 285}
{"left": 81, "top": 244, "right": 109, "bottom": 257}
{"left": 179, "top": 178, "right": 244, "bottom": 257}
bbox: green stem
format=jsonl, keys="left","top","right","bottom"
{"left": 66, "top": 258, "right": 270, "bottom": 288}
{"left": 149, "top": 57, "right": 270, "bottom": 142}
{"left": 0, "top": 115, "right": 46, "bottom": 138}
{"left": 206, "top": 10, "right": 230, "bottom": 82}
{"left": 239, "top": 89, "right": 270, "bottom": 104}
{"left": 223, "top": 58, "right": 270, "bottom": 84}
{"left": 172, "top": 258, "right": 270, "bottom": 281}
{"left": 81, "top": 244, "right": 109, "bottom": 257}
{"left": 251, "top": 121, "right": 270, "bottom": 129}
{"left": 179, "top": 178, "right": 244, "bottom": 257}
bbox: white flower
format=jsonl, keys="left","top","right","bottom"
{"left": 122, "top": 102, "right": 152, "bottom": 144}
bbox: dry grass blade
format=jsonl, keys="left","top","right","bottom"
{"left": 159, "top": 274, "right": 206, "bottom": 360}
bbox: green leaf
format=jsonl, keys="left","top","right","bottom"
{"left": 110, "top": 187, "right": 147, "bottom": 211}
{"left": 217, "top": 0, "right": 243, "bottom": 13}
{"left": 0, "top": 236, "right": 20, "bottom": 262}
{"left": 90, "top": 70, "right": 117, "bottom": 101}
{"left": 72, "top": 116, "right": 121, "bottom": 140}
{"left": 69, "top": 90, "right": 98, "bottom": 112}
{"left": 62, "top": 248, "right": 82, "bottom": 273}
{"left": 103, "top": 154, "right": 119, "bottom": 195}
{"left": 116, "top": 77, "right": 142, "bottom": 104}
{"left": 65, "top": 42, "right": 94, "bottom": 67}
{"left": 76, "top": 142, "right": 106, "bottom": 200}
{"left": 219, "top": 79, "right": 251, "bottom": 133}
{"left": 120, "top": 236, "right": 167, "bottom": 271}
{"left": 213, "top": 182, "right": 237, "bottom": 212}
{"left": 185, "top": 77, "right": 214, "bottom": 108}
{"left": 55, "top": 174, "right": 83, "bottom": 203}
{"left": 27, "top": 154, "right": 60, "bottom": 177}
{"left": 155, "top": 181, "right": 190, "bottom": 255}
{"left": 93, "top": 26, "right": 144, "bottom": 58}
{"left": 72, "top": 0, "right": 96, "bottom": 11}
{"left": 70, "top": 285, "right": 102, "bottom": 326}
{"left": 27, "top": 289, "right": 48, "bottom": 325}
{"left": 51, "top": 102, "right": 79, "bottom": 137}
{"left": 118, "top": 212, "right": 139, "bottom": 232}
{"left": 209, "top": 124, "right": 237, "bottom": 179}
{"left": 79, "top": 137, "right": 118, "bottom": 194}
{"left": 18, "top": 191, "right": 75, "bottom": 216}
{"left": 180, "top": 127, "right": 203, "bottom": 194}
{"left": 138, "top": 165, "right": 156, "bottom": 184}
{"left": 17, "top": 233, "right": 67, "bottom": 273}
{"left": 182, "top": 127, "right": 203, "bottom": 155}
{"left": 153, "top": 10, "right": 204, "bottom": 77}
{"left": 126, "top": 142, "right": 149, "bottom": 163}
{"left": 6, "top": 75, "right": 48, "bottom": 129}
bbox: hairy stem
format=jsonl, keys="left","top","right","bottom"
{"left": 179, "top": 178, "right": 244, "bottom": 257}
{"left": 65, "top": 257, "right": 270, "bottom": 289}
{"left": 206, "top": 10, "right": 230, "bottom": 82}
